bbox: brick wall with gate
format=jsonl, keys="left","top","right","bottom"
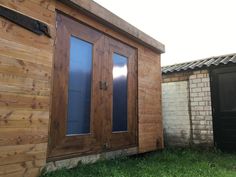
{"left": 162, "top": 70, "right": 214, "bottom": 147}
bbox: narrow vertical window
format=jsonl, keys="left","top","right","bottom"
{"left": 67, "top": 36, "right": 93, "bottom": 135}
{"left": 112, "top": 53, "right": 128, "bottom": 132}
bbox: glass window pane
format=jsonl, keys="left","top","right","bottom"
{"left": 67, "top": 36, "right": 92, "bottom": 135}
{"left": 112, "top": 53, "right": 128, "bottom": 132}
{"left": 219, "top": 72, "right": 236, "bottom": 112}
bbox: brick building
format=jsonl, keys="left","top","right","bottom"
{"left": 162, "top": 54, "right": 236, "bottom": 151}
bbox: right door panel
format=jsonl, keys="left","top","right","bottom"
{"left": 104, "top": 37, "right": 137, "bottom": 150}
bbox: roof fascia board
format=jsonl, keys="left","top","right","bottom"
{"left": 57, "top": 0, "right": 165, "bottom": 53}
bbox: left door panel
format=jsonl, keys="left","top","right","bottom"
{"left": 48, "top": 13, "right": 104, "bottom": 160}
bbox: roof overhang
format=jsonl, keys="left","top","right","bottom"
{"left": 162, "top": 53, "right": 236, "bottom": 74}
{"left": 57, "top": 0, "right": 165, "bottom": 53}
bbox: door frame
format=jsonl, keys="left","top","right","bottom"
{"left": 48, "top": 12, "right": 138, "bottom": 161}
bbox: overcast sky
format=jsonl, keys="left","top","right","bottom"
{"left": 94, "top": 0, "right": 236, "bottom": 66}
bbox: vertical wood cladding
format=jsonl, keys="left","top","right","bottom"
{"left": 0, "top": 1, "right": 163, "bottom": 176}
{"left": 138, "top": 49, "right": 163, "bottom": 152}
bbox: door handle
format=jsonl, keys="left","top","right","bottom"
{"left": 99, "top": 81, "right": 108, "bottom": 90}
{"left": 103, "top": 142, "right": 109, "bottom": 149}
{"left": 104, "top": 81, "right": 108, "bottom": 90}
{"left": 99, "top": 81, "right": 103, "bottom": 90}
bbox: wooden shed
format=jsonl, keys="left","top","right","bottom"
{"left": 0, "top": 0, "right": 165, "bottom": 176}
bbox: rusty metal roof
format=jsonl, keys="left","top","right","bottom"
{"left": 162, "top": 53, "right": 236, "bottom": 74}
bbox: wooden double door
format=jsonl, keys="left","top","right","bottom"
{"left": 48, "top": 13, "right": 137, "bottom": 160}
{"left": 211, "top": 66, "right": 236, "bottom": 152}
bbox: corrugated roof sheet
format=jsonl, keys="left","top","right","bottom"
{"left": 162, "top": 53, "right": 236, "bottom": 74}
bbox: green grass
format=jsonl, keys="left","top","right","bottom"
{"left": 41, "top": 149, "right": 236, "bottom": 177}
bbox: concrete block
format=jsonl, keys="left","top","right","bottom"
{"left": 192, "top": 78, "right": 202, "bottom": 83}
{"left": 196, "top": 74, "right": 205, "bottom": 78}
{"left": 202, "top": 87, "right": 210, "bottom": 92}
{"left": 191, "top": 88, "right": 201, "bottom": 93}
{"left": 45, "top": 147, "right": 137, "bottom": 173}
{"left": 202, "top": 78, "right": 210, "bottom": 83}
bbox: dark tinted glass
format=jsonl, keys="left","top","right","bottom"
{"left": 219, "top": 72, "right": 236, "bottom": 112}
{"left": 112, "top": 53, "right": 128, "bottom": 132}
{"left": 67, "top": 36, "right": 92, "bottom": 135}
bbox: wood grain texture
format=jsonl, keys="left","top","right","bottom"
{"left": 0, "top": 16, "right": 54, "bottom": 51}
{"left": 105, "top": 36, "right": 137, "bottom": 150}
{"left": 54, "top": 4, "right": 163, "bottom": 154}
{"left": 0, "top": 143, "right": 47, "bottom": 176}
{"left": 49, "top": 13, "right": 137, "bottom": 160}
{"left": 48, "top": 13, "right": 106, "bottom": 160}
{"left": 0, "top": 0, "right": 163, "bottom": 176}
{"left": 0, "top": 0, "right": 55, "bottom": 25}
{"left": 0, "top": 38, "right": 53, "bottom": 66}
{"left": 138, "top": 49, "right": 164, "bottom": 152}
{"left": 0, "top": 109, "right": 49, "bottom": 128}
{"left": 0, "top": 0, "right": 55, "bottom": 176}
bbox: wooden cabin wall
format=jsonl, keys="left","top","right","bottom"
{"left": 0, "top": 0, "right": 163, "bottom": 176}
{"left": 0, "top": 1, "right": 55, "bottom": 177}
{"left": 138, "top": 48, "right": 163, "bottom": 153}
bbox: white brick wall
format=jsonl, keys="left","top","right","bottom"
{"left": 189, "top": 71, "right": 213, "bottom": 146}
{"left": 162, "top": 70, "right": 214, "bottom": 147}
{"left": 162, "top": 81, "right": 191, "bottom": 146}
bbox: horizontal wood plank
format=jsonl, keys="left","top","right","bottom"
{"left": 30, "top": 0, "right": 55, "bottom": 11}
{"left": 0, "top": 143, "right": 47, "bottom": 158}
{"left": 0, "top": 167, "right": 40, "bottom": 177}
{"left": 0, "top": 92, "right": 49, "bottom": 110}
{"left": 0, "top": 1, "right": 54, "bottom": 176}
{"left": 0, "top": 171, "right": 25, "bottom": 177}
{"left": 0, "top": 128, "right": 48, "bottom": 146}
{"left": 0, "top": 54, "right": 51, "bottom": 81}
{"left": 0, "top": 107, "right": 50, "bottom": 129}
{"left": 0, "top": 38, "right": 53, "bottom": 66}
{"left": 0, "top": 109, "right": 49, "bottom": 121}
{"left": 0, "top": 161, "right": 42, "bottom": 175}
{"left": 0, "top": 118, "right": 49, "bottom": 129}
{"left": 0, "top": 83, "right": 50, "bottom": 97}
